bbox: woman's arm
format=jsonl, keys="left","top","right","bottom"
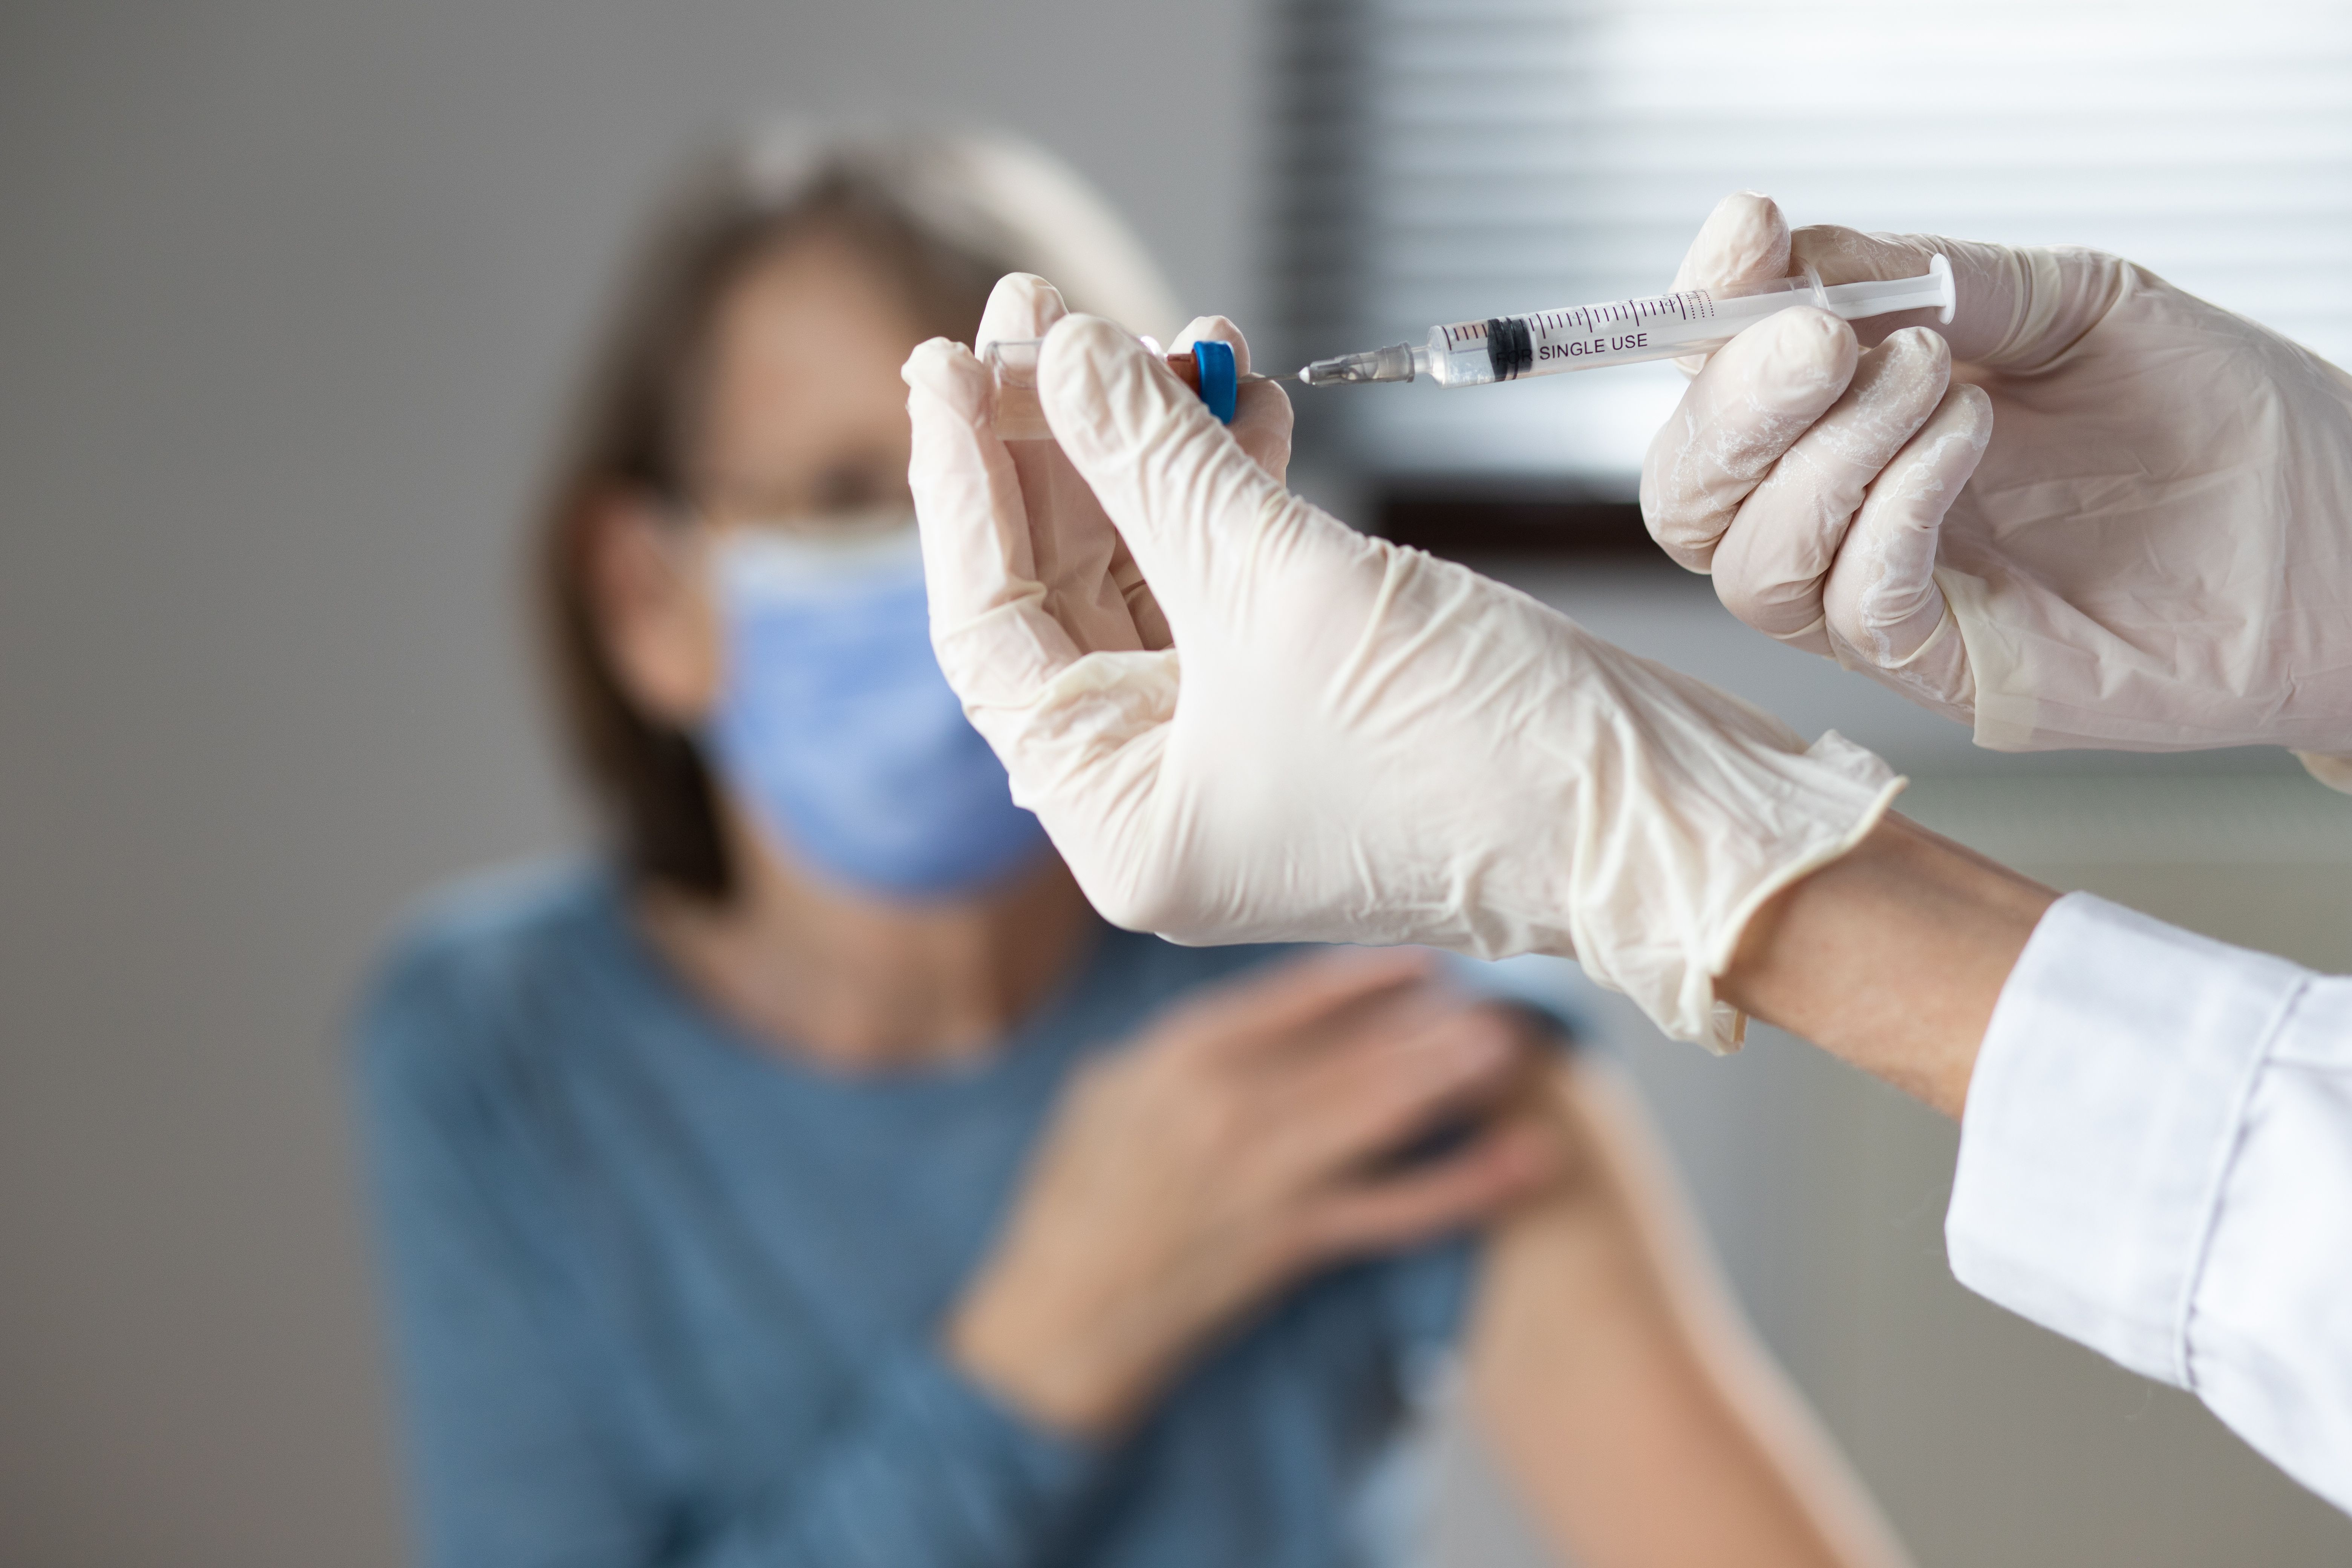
{"left": 947, "top": 949, "right": 1552, "bottom": 1436}
{"left": 1466, "top": 1056, "right": 1913, "bottom": 1568}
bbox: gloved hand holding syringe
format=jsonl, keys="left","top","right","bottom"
{"left": 985, "top": 254, "right": 1955, "bottom": 430}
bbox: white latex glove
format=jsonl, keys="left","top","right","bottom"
{"left": 905, "top": 275, "right": 1903, "bottom": 1050}
{"left": 1642, "top": 193, "right": 2352, "bottom": 790}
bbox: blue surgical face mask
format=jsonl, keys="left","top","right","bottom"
{"left": 702, "top": 516, "right": 1052, "bottom": 899}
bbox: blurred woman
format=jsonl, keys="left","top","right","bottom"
{"left": 351, "top": 130, "right": 1910, "bottom": 1568}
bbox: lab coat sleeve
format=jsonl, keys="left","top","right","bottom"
{"left": 1945, "top": 892, "right": 2352, "bottom": 1515}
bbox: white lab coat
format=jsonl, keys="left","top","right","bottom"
{"left": 1946, "top": 893, "right": 2352, "bottom": 1514}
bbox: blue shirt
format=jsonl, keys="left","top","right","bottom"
{"left": 352, "top": 864, "right": 1479, "bottom": 1568}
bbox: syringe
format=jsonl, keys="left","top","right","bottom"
{"left": 1297, "top": 257, "right": 1955, "bottom": 388}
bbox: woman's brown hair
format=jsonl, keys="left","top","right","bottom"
{"left": 533, "top": 139, "right": 1029, "bottom": 903}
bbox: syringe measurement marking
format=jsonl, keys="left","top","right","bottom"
{"left": 1525, "top": 291, "right": 1711, "bottom": 367}
{"left": 1439, "top": 289, "right": 1720, "bottom": 366}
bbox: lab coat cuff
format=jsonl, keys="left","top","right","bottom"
{"left": 1945, "top": 893, "right": 2306, "bottom": 1387}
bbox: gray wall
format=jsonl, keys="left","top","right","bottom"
{"left": 0, "top": 5, "right": 1258, "bottom": 1565}
{"left": 4, "top": 5, "right": 2349, "bottom": 1567}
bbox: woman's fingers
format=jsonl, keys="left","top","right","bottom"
{"left": 1264, "top": 1002, "right": 1527, "bottom": 1181}
{"left": 1709, "top": 327, "right": 1952, "bottom": 651}
{"left": 1167, "top": 947, "right": 1439, "bottom": 1066}
{"left": 1641, "top": 306, "right": 1859, "bottom": 571}
{"left": 1823, "top": 382, "right": 1991, "bottom": 686}
{"left": 1292, "top": 1116, "right": 1559, "bottom": 1261}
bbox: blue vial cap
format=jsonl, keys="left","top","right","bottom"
{"left": 1192, "top": 338, "right": 1239, "bottom": 424}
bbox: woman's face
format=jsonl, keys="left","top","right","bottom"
{"left": 592, "top": 231, "right": 1059, "bottom": 906}
{"left": 592, "top": 232, "right": 933, "bottom": 729}
{"left": 692, "top": 233, "right": 929, "bottom": 531}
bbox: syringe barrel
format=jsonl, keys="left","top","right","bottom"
{"left": 1423, "top": 281, "right": 1799, "bottom": 387}
{"left": 1420, "top": 259, "right": 1951, "bottom": 388}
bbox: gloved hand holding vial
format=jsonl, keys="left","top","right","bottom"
{"left": 908, "top": 274, "right": 1904, "bottom": 1055}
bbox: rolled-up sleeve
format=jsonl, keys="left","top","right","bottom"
{"left": 1947, "top": 892, "right": 2352, "bottom": 1515}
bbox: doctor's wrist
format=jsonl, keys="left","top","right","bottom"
{"left": 1718, "top": 815, "right": 2056, "bottom": 1118}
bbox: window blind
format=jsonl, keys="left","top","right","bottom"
{"left": 1274, "top": 0, "right": 2352, "bottom": 483}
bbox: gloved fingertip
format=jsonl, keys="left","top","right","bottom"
{"left": 1231, "top": 375, "right": 1291, "bottom": 429}
{"left": 1775, "top": 302, "right": 1853, "bottom": 348}
{"left": 1763, "top": 307, "right": 1858, "bottom": 396}
{"left": 1676, "top": 192, "right": 1792, "bottom": 291}
{"left": 1851, "top": 325, "right": 1952, "bottom": 407}
{"left": 1879, "top": 323, "right": 1952, "bottom": 369}
{"left": 1660, "top": 537, "right": 1720, "bottom": 574}
{"left": 1170, "top": 314, "right": 1253, "bottom": 374}
{"left": 1709, "top": 190, "right": 1785, "bottom": 234}
{"left": 1228, "top": 378, "right": 1294, "bottom": 481}
{"left": 991, "top": 270, "right": 1058, "bottom": 303}
{"left": 902, "top": 334, "right": 968, "bottom": 378}
{"left": 978, "top": 272, "right": 1067, "bottom": 348}
{"left": 901, "top": 336, "right": 991, "bottom": 416}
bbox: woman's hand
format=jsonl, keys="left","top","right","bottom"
{"left": 945, "top": 948, "right": 1558, "bottom": 1439}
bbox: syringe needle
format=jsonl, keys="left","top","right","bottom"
{"left": 1295, "top": 344, "right": 1423, "bottom": 386}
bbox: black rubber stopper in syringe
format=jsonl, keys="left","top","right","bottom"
{"left": 1484, "top": 317, "right": 1535, "bottom": 381}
